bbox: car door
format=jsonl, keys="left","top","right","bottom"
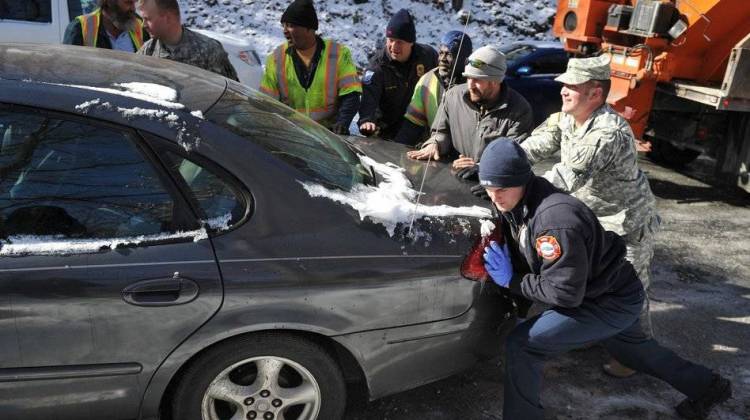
{"left": 0, "top": 106, "right": 223, "bottom": 420}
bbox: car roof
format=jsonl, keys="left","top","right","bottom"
{"left": 0, "top": 43, "right": 226, "bottom": 111}
{"left": 502, "top": 40, "right": 564, "bottom": 50}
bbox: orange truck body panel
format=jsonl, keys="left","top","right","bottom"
{"left": 553, "top": 0, "right": 750, "bottom": 138}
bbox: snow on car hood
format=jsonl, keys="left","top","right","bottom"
{"left": 300, "top": 155, "right": 492, "bottom": 236}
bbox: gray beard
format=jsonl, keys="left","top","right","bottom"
{"left": 105, "top": 8, "right": 137, "bottom": 32}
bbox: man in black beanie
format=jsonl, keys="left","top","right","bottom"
{"left": 478, "top": 139, "right": 732, "bottom": 420}
{"left": 260, "top": 0, "right": 362, "bottom": 135}
{"left": 358, "top": 8, "right": 438, "bottom": 140}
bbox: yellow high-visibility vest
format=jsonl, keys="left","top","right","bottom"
{"left": 78, "top": 8, "right": 145, "bottom": 51}
{"left": 404, "top": 69, "right": 444, "bottom": 128}
{"left": 260, "top": 39, "right": 362, "bottom": 126}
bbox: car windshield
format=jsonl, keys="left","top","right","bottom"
{"left": 206, "top": 82, "right": 373, "bottom": 191}
{"left": 500, "top": 44, "right": 535, "bottom": 66}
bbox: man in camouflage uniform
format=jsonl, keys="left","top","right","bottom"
{"left": 136, "top": 0, "right": 238, "bottom": 81}
{"left": 520, "top": 55, "right": 659, "bottom": 377}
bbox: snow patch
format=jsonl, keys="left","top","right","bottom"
{"left": 0, "top": 229, "right": 208, "bottom": 257}
{"left": 203, "top": 213, "right": 233, "bottom": 231}
{"left": 191, "top": 110, "right": 204, "bottom": 119}
{"left": 114, "top": 82, "right": 178, "bottom": 102}
{"left": 480, "top": 219, "right": 496, "bottom": 237}
{"left": 300, "top": 155, "right": 491, "bottom": 236}
{"left": 51, "top": 81, "right": 185, "bottom": 109}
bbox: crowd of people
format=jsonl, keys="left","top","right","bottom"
{"left": 64, "top": 1, "right": 732, "bottom": 419}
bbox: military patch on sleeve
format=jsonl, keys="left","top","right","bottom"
{"left": 416, "top": 64, "right": 425, "bottom": 77}
{"left": 363, "top": 70, "right": 374, "bottom": 85}
{"left": 536, "top": 235, "right": 562, "bottom": 260}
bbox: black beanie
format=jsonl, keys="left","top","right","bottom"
{"left": 478, "top": 139, "right": 533, "bottom": 188}
{"left": 281, "top": 0, "right": 318, "bottom": 30}
{"left": 386, "top": 9, "right": 416, "bottom": 43}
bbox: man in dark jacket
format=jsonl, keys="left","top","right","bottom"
{"left": 394, "top": 30, "right": 473, "bottom": 146}
{"left": 63, "top": 0, "right": 149, "bottom": 52}
{"left": 407, "top": 45, "right": 533, "bottom": 198}
{"left": 358, "top": 9, "right": 438, "bottom": 140}
{"left": 478, "top": 139, "right": 732, "bottom": 420}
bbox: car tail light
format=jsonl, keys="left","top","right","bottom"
{"left": 460, "top": 222, "right": 504, "bottom": 282}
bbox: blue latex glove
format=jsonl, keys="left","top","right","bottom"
{"left": 484, "top": 241, "right": 513, "bottom": 287}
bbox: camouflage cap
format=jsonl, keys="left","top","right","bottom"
{"left": 554, "top": 54, "right": 611, "bottom": 85}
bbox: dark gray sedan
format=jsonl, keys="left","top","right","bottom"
{"left": 0, "top": 44, "right": 514, "bottom": 420}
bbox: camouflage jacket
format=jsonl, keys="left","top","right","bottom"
{"left": 520, "top": 104, "right": 657, "bottom": 235}
{"left": 137, "top": 26, "right": 238, "bottom": 81}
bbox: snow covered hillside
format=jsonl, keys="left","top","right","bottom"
{"left": 180, "top": 0, "right": 558, "bottom": 68}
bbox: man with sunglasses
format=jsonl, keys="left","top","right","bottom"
{"left": 520, "top": 55, "right": 659, "bottom": 378}
{"left": 407, "top": 45, "right": 533, "bottom": 198}
{"left": 393, "top": 30, "right": 473, "bottom": 146}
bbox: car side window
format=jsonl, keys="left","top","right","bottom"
{"left": 163, "top": 151, "right": 246, "bottom": 230}
{"left": 0, "top": 0, "right": 52, "bottom": 23}
{"left": 66, "top": 0, "right": 97, "bottom": 21}
{"left": 0, "top": 109, "right": 184, "bottom": 240}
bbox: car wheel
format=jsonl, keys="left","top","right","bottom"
{"left": 647, "top": 139, "right": 701, "bottom": 167}
{"left": 171, "top": 334, "right": 346, "bottom": 420}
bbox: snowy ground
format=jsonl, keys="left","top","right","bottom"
{"left": 180, "top": 0, "right": 557, "bottom": 67}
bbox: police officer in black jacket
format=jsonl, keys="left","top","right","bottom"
{"left": 479, "top": 139, "right": 732, "bottom": 420}
{"left": 358, "top": 9, "right": 437, "bottom": 141}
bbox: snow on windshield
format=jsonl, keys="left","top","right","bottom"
{"left": 300, "top": 155, "right": 492, "bottom": 238}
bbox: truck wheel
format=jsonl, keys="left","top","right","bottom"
{"left": 648, "top": 140, "right": 701, "bottom": 167}
{"left": 171, "top": 334, "right": 346, "bottom": 420}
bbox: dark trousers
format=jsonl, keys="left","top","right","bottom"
{"left": 503, "top": 284, "right": 714, "bottom": 419}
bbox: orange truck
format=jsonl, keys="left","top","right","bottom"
{"left": 553, "top": 0, "right": 750, "bottom": 191}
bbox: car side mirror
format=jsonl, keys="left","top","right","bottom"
{"left": 515, "top": 66, "right": 534, "bottom": 76}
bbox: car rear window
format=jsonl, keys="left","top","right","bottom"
{"left": 206, "top": 83, "right": 373, "bottom": 191}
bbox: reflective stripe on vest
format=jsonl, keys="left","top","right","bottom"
{"left": 405, "top": 71, "right": 443, "bottom": 127}
{"left": 79, "top": 9, "right": 144, "bottom": 50}
{"left": 273, "top": 39, "right": 342, "bottom": 123}
{"left": 274, "top": 44, "right": 290, "bottom": 102}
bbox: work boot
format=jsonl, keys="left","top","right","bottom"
{"left": 675, "top": 373, "right": 732, "bottom": 420}
{"left": 603, "top": 358, "right": 636, "bottom": 378}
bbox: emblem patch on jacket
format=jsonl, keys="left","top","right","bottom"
{"left": 363, "top": 70, "right": 374, "bottom": 85}
{"left": 536, "top": 235, "right": 562, "bottom": 260}
{"left": 416, "top": 64, "right": 425, "bottom": 77}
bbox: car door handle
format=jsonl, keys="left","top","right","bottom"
{"left": 122, "top": 275, "right": 199, "bottom": 307}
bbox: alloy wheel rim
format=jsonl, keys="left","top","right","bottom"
{"left": 201, "top": 355, "right": 322, "bottom": 420}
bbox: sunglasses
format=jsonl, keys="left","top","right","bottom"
{"left": 466, "top": 58, "right": 504, "bottom": 71}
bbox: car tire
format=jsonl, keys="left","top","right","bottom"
{"left": 171, "top": 333, "right": 346, "bottom": 420}
{"left": 647, "top": 139, "right": 701, "bottom": 167}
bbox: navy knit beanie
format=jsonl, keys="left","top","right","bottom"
{"left": 479, "top": 139, "right": 533, "bottom": 188}
{"left": 440, "top": 30, "right": 472, "bottom": 72}
{"left": 281, "top": 0, "right": 318, "bottom": 30}
{"left": 386, "top": 9, "right": 416, "bottom": 43}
